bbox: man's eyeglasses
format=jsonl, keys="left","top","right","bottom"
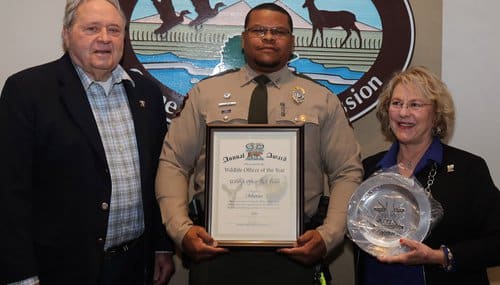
{"left": 245, "top": 26, "right": 291, "bottom": 39}
{"left": 389, "top": 100, "right": 433, "bottom": 112}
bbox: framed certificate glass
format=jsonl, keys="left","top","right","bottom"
{"left": 205, "top": 124, "right": 304, "bottom": 247}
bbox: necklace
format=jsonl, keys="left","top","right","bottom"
{"left": 398, "top": 153, "right": 422, "bottom": 171}
{"left": 397, "top": 142, "right": 431, "bottom": 171}
{"left": 424, "top": 162, "right": 437, "bottom": 194}
{"left": 399, "top": 159, "right": 415, "bottom": 170}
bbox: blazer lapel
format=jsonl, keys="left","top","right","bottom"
{"left": 57, "top": 55, "right": 107, "bottom": 165}
{"left": 123, "top": 80, "right": 150, "bottom": 179}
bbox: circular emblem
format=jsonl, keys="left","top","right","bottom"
{"left": 347, "top": 172, "right": 431, "bottom": 256}
{"left": 120, "top": 0, "right": 414, "bottom": 122}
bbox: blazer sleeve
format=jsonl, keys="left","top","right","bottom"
{"left": 448, "top": 155, "right": 500, "bottom": 270}
{"left": 0, "top": 75, "right": 39, "bottom": 282}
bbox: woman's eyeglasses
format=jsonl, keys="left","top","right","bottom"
{"left": 389, "top": 100, "right": 433, "bottom": 112}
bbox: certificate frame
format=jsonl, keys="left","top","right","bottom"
{"left": 205, "top": 124, "right": 304, "bottom": 247}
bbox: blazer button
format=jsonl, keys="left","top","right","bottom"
{"left": 97, "top": 237, "right": 105, "bottom": 244}
{"left": 101, "top": 202, "right": 109, "bottom": 211}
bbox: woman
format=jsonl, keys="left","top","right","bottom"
{"left": 356, "top": 66, "right": 500, "bottom": 285}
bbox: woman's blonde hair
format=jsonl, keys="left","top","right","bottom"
{"left": 377, "top": 66, "right": 455, "bottom": 142}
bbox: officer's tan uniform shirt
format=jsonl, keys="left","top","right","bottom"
{"left": 156, "top": 65, "right": 363, "bottom": 252}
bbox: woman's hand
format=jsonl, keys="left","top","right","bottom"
{"left": 377, "top": 238, "right": 446, "bottom": 266}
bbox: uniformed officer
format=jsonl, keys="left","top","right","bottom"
{"left": 156, "top": 3, "right": 363, "bottom": 285}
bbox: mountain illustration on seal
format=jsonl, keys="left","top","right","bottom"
{"left": 129, "top": 0, "right": 382, "bottom": 104}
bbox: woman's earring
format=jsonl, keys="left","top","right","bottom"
{"left": 432, "top": 126, "right": 442, "bottom": 136}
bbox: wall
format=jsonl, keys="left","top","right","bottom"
{"left": 1, "top": 0, "right": 499, "bottom": 284}
{"left": 0, "top": 0, "right": 65, "bottom": 86}
{"left": 443, "top": 0, "right": 500, "bottom": 187}
{"left": 441, "top": 0, "right": 500, "bottom": 282}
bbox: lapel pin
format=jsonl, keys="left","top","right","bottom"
{"left": 139, "top": 100, "right": 146, "bottom": 108}
{"left": 291, "top": 86, "right": 305, "bottom": 104}
{"left": 447, "top": 164, "right": 455, "bottom": 172}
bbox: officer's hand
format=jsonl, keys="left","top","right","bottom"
{"left": 277, "top": 230, "right": 326, "bottom": 265}
{"left": 182, "top": 225, "right": 228, "bottom": 262}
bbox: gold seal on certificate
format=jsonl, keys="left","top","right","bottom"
{"left": 347, "top": 171, "right": 432, "bottom": 256}
{"left": 205, "top": 125, "right": 304, "bottom": 247}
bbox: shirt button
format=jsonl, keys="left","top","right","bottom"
{"left": 97, "top": 237, "right": 105, "bottom": 244}
{"left": 101, "top": 202, "right": 109, "bottom": 211}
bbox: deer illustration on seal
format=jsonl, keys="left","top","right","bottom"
{"left": 302, "top": 0, "right": 362, "bottom": 48}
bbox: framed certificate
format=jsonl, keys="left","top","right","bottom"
{"left": 205, "top": 124, "right": 304, "bottom": 247}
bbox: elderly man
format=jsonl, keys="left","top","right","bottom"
{"left": 155, "top": 3, "right": 363, "bottom": 285}
{"left": 0, "top": 0, "right": 174, "bottom": 284}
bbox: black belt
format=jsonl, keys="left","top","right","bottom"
{"left": 104, "top": 235, "right": 143, "bottom": 257}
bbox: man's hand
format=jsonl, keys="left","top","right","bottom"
{"left": 182, "top": 225, "right": 228, "bottom": 262}
{"left": 277, "top": 230, "right": 327, "bottom": 265}
{"left": 153, "top": 252, "right": 175, "bottom": 285}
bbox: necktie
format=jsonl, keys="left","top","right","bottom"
{"left": 248, "top": 75, "right": 270, "bottom": 124}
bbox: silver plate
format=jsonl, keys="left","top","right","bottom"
{"left": 347, "top": 172, "right": 431, "bottom": 256}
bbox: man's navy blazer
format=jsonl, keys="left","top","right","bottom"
{"left": 0, "top": 53, "right": 172, "bottom": 284}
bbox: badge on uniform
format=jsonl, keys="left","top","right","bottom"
{"left": 291, "top": 86, "right": 305, "bottom": 104}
